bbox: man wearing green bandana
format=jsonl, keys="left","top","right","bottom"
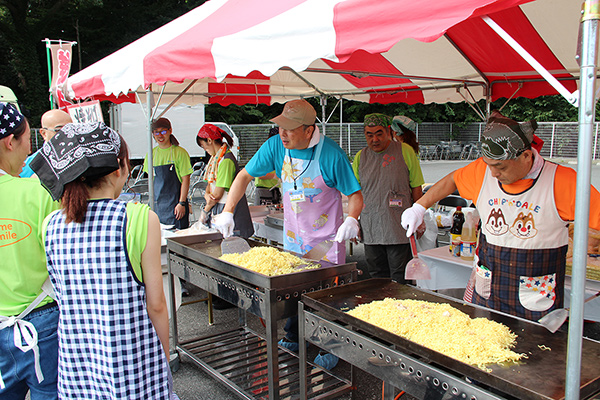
{"left": 353, "top": 113, "right": 425, "bottom": 283}
{"left": 401, "top": 110, "right": 600, "bottom": 322}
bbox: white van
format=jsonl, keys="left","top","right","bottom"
{"left": 110, "top": 103, "right": 239, "bottom": 160}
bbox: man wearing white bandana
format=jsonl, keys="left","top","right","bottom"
{"left": 401, "top": 110, "right": 600, "bottom": 322}
{"left": 0, "top": 102, "right": 60, "bottom": 399}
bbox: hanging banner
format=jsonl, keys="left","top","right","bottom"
{"left": 50, "top": 41, "right": 74, "bottom": 109}
{"left": 67, "top": 101, "right": 104, "bottom": 123}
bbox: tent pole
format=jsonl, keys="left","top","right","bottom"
{"left": 482, "top": 15, "right": 578, "bottom": 106}
{"left": 147, "top": 87, "right": 155, "bottom": 209}
{"left": 566, "top": 2, "right": 599, "bottom": 399}
{"left": 321, "top": 96, "right": 327, "bottom": 135}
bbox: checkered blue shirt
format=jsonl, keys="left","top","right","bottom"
{"left": 45, "top": 199, "right": 169, "bottom": 399}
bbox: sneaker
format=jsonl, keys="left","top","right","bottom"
{"left": 278, "top": 337, "right": 300, "bottom": 352}
{"left": 314, "top": 351, "right": 338, "bottom": 370}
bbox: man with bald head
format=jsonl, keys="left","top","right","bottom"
{"left": 21, "top": 109, "right": 72, "bottom": 177}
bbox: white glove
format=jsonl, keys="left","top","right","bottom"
{"left": 334, "top": 216, "right": 360, "bottom": 242}
{"left": 401, "top": 203, "right": 426, "bottom": 237}
{"left": 213, "top": 211, "right": 234, "bottom": 238}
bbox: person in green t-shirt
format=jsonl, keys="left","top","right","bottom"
{"left": 0, "top": 102, "right": 60, "bottom": 399}
{"left": 143, "top": 117, "right": 193, "bottom": 229}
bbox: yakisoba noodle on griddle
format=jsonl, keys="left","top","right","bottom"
{"left": 220, "top": 247, "right": 319, "bottom": 276}
{"left": 347, "top": 298, "right": 526, "bottom": 370}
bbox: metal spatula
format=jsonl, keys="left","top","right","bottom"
{"left": 539, "top": 290, "right": 600, "bottom": 333}
{"left": 404, "top": 235, "right": 431, "bottom": 280}
{"left": 303, "top": 240, "right": 333, "bottom": 261}
{"left": 221, "top": 236, "right": 251, "bottom": 255}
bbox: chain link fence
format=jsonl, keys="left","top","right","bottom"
{"left": 230, "top": 122, "right": 595, "bottom": 166}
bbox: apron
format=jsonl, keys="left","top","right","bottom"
{"left": 358, "top": 140, "right": 411, "bottom": 245}
{"left": 473, "top": 161, "right": 569, "bottom": 320}
{"left": 281, "top": 135, "right": 345, "bottom": 264}
{"left": 0, "top": 278, "right": 55, "bottom": 388}
{"left": 206, "top": 152, "right": 254, "bottom": 238}
{"left": 45, "top": 200, "right": 171, "bottom": 399}
{"left": 154, "top": 163, "right": 189, "bottom": 229}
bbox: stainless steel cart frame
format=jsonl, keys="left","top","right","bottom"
{"left": 299, "top": 279, "right": 600, "bottom": 400}
{"left": 167, "top": 233, "right": 358, "bottom": 400}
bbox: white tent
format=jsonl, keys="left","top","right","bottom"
{"left": 65, "top": 1, "right": 600, "bottom": 397}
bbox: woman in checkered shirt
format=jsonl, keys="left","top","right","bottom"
{"left": 32, "top": 123, "right": 176, "bottom": 399}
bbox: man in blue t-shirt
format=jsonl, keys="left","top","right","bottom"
{"left": 213, "top": 99, "right": 363, "bottom": 370}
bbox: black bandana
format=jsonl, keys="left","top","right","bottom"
{"left": 31, "top": 122, "right": 121, "bottom": 201}
{"left": 481, "top": 111, "right": 537, "bottom": 160}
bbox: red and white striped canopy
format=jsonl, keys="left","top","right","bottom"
{"left": 66, "top": 0, "right": 580, "bottom": 107}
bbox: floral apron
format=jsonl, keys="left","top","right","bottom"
{"left": 281, "top": 135, "right": 345, "bottom": 264}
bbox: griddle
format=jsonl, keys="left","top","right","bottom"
{"left": 166, "top": 232, "right": 358, "bottom": 400}
{"left": 301, "top": 279, "right": 600, "bottom": 400}
{"left": 167, "top": 232, "right": 355, "bottom": 289}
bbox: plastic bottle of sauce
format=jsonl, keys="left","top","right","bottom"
{"left": 461, "top": 210, "right": 478, "bottom": 261}
{"left": 450, "top": 206, "right": 464, "bottom": 257}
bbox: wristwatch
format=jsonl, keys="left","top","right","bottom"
{"left": 178, "top": 201, "right": 187, "bottom": 206}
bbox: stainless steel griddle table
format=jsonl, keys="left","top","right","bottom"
{"left": 299, "top": 279, "right": 600, "bottom": 400}
{"left": 167, "top": 233, "right": 358, "bottom": 400}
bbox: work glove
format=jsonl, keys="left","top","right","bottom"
{"left": 334, "top": 216, "right": 360, "bottom": 243}
{"left": 401, "top": 203, "right": 426, "bottom": 238}
{"left": 213, "top": 211, "right": 234, "bottom": 238}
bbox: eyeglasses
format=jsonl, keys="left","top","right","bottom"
{"left": 42, "top": 125, "right": 64, "bottom": 133}
{"left": 153, "top": 129, "right": 169, "bottom": 136}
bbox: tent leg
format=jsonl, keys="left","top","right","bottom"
{"left": 566, "top": 3, "right": 599, "bottom": 399}
{"left": 147, "top": 87, "right": 155, "bottom": 209}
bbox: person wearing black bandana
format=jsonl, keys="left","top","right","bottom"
{"left": 30, "top": 122, "right": 177, "bottom": 399}
{"left": 401, "top": 110, "right": 600, "bottom": 322}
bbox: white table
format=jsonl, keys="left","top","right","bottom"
{"left": 416, "top": 245, "right": 600, "bottom": 322}
{"left": 416, "top": 245, "right": 473, "bottom": 290}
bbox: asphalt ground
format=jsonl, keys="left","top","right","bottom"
{"left": 171, "top": 159, "right": 600, "bottom": 400}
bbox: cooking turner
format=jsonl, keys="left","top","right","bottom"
{"left": 539, "top": 290, "right": 600, "bottom": 333}
{"left": 404, "top": 235, "right": 431, "bottom": 280}
{"left": 220, "top": 234, "right": 251, "bottom": 255}
{"left": 303, "top": 240, "right": 333, "bottom": 261}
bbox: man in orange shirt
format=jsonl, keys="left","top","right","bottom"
{"left": 401, "top": 111, "right": 600, "bottom": 321}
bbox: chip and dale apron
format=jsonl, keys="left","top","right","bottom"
{"left": 281, "top": 136, "right": 345, "bottom": 264}
{"left": 473, "top": 161, "right": 569, "bottom": 320}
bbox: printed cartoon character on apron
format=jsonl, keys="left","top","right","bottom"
{"left": 473, "top": 161, "right": 569, "bottom": 320}
{"left": 281, "top": 136, "right": 345, "bottom": 264}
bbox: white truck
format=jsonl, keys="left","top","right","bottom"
{"left": 109, "top": 102, "right": 239, "bottom": 160}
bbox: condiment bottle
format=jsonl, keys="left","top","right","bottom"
{"left": 461, "top": 209, "right": 479, "bottom": 261}
{"left": 450, "top": 206, "right": 464, "bottom": 257}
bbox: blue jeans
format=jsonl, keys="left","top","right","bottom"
{"left": 0, "top": 305, "right": 59, "bottom": 400}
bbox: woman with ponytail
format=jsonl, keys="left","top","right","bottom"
{"left": 31, "top": 122, "right": 176, "bottom": 399}
{"left": 196, "top": 123, "right": 254, "bottom": 239}
{"left": 143, "top": 117, "right": 193, "bottom": 229}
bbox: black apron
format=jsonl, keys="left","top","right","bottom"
{"left": 153, "top": 163, "right": 189, "bottom": 229}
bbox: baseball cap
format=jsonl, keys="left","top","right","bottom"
{"left": 270, "top": 99, "right": 316, "bottom": 130}
{"left": 151, "top": 117, "right": 171, "bottom": 131}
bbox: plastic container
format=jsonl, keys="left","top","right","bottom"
{"left": 461, "top": 209, "right": 480, "bottom": 261}
{"left": 449, "top": 206, "right": 464, "bottom": 257}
